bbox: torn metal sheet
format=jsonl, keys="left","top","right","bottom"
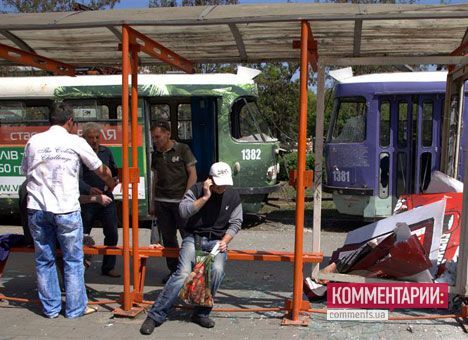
{"left": 334, "top": 224, "right": 433, "bottom": 281}
{"left": 425, "top": 170, "right": 463, "bottom": 194}
{"left": 394, "top": 192, "right": 462, "bottom": 276}
{"left": 364, "top": 226, "right": 432, "bottom": 280}
{"left": 342, "top": 200, "right": 445, "bottom": 274}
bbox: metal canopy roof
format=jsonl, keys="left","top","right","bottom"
{"left": 0, "top": 3, "right": 466, "bottom": 67}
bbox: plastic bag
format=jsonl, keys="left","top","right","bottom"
{"left": 179, "top": 243, "right": 220, "bottom": 307}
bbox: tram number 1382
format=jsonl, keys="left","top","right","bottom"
{"left": 241, "top": 148, "right": 261, "bottom": 160}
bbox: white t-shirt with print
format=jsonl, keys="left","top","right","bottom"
{"left": 21, "top": 125, "right": 103, "bottom": 214}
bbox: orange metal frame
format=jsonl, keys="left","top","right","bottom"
{"left": 5, "top": 245, "right": 323, "bottom": 264}
{"left": 281, "top": 20, "right": 318, "bottom": 326}
{"left": 125, "top": 25, "right": 195, "bottom": 74}
{"left": 113, "top": 24, "right": 324, "bottom": 321}
{"left": 292, "top": 23, "right": 318, "bottom": 72}
{"left": 0, "top": 22, "right": 324, "bottom": 324}
{"left": 113, "top": 25, "right": 197, "bottom": 317}
{"left": 0, "top": 42, "right": 75, "bottom": 76}
{"left": 448, "top": 40, "right": 468, "bottom": 72}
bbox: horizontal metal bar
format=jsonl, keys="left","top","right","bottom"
{"left": 0, "top": 54, "right": 463, "bottom": 67}
{"left": 125, "top": 25, "right": 194, "bottom": 74}
{"left": 1, "top": 9, "right": 467, "bottom": 31}
{"left": 0, "top": 42, "right": 75, "bottom": 76}
{"left": 10, "top": 245, "right": 323, "bottom": 263}
{"left": 321, "top": 55, "right": 468, "bottom": 66}
{"left": 0, "top": 30, "right": 35, "bottom": 53}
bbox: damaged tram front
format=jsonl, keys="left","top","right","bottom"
{"left": 324, "top": 71, "right": 468, "bottom": 219}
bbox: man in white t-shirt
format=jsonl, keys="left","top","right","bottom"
{"left": 21, "top": 103, "right": 116, "bottom": 319}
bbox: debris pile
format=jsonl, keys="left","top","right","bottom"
{"left": 305, "top": 171, "right": 462, "bottom": 299}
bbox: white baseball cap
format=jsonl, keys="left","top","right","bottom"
{"left": 209, "top": 162, "right": 233, "bottom": 186}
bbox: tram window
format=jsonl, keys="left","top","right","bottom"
{"left": 412, "top": 101, "right": 418, "bottom": 143}
{"left": 379, "top": 153, "right": 390, "bottom": 198}
{"left": 151, "top": 104, "right": 170, "bottom": 121}
{"left": 398, "top": 102, "right": 408, "bottom": 148}
{"left": 231, "top": 97, "right": 275, "bottom": 142}
{"left": 396, "top": 152, "right": 408, "bottom": 197}
{"left": 0, "top": 102, "right": 49, "bottom": 122}
{"left": 379, "top": 100, "right": 390, "bottom": 147}
{"left": 177, "top": 104, "right": 192, "bottom": 140}
{"left": 420, "top": 152, "right": 432, "bottom": 191}
{"left": 117, "top": 105, "right": 143, "bottom": 119}
{"left": 65, "top": 100, "right": 110, "bottom": 121}
{"left": 422, "top": 101, "right": 433, "bottom": 147}
{"left": 332, "top": 97, "right": 366, "bottom": 143}
{"left": 446, "top": 95, "right": 459, "bottom": 177}
{"left": 24, "top": 106, "right": 49, "bottom": 121}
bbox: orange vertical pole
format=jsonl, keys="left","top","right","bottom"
{"left": 291, "top": 20, "right": 309, "bottom": 321}
{"left": 130, "top": 46, "right": 141, "bottom": 294}
{"left": 121, "top": 25, "right": 132, "bottom": 311}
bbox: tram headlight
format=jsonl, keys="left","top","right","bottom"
{"left": 266, "top": 164, "right": 278, "bottom": 182}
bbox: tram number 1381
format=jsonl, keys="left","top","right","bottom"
{"left": 333, "top": 170, "right": 350, "bottom": 183}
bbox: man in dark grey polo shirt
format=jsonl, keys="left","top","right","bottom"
{"left": 151, "top": 121, "right": 197, "bottom": 282}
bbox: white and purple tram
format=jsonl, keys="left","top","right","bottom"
{"left": 324, "top": 72, "right": 468, "bottom": 219}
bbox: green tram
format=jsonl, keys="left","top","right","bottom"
{"left": 0, "top": 67, "right": 280, "bottom": 220}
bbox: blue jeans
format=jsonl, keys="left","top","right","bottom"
{"left": 147, "top": 234, "right": 226, "bottom": 323}
{"left": 28, "top": 209, "right": 87, "bottom": 318}
{"left": 81, "top": 201, "right": 118, "bottom": 274}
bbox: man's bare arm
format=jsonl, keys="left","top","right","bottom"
{"left": 79, "top": 194, "right": 112, "bottom": 206}
{"left": 218, "top": 234, "right": 233, "bottom": 252}
{"left": 185, "top": 164, "right": 197, "bottom": 193}
{"left": 93, "top": 164, "right": 116, "bottom": 192}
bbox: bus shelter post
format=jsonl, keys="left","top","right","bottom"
{"left": 282, "top": 20, "right": 310, "bottom": 326}
{"left": 312, "top": 63, "right": 325, "bottom": 277}
{"left": 130, "top": 44, "right": 143, "bottom": 301}
{"left": 111, "top": 25, "right": 194, "bottom": 316}
{"left": 113, "top": 24, "right": 136, "bottom": 316}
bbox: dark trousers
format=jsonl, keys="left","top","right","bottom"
{"left": 81, "top": 201, "right": 118, "bottom": 274}
{"left": 155, "top": 201, "right": 184, "bottom": 273}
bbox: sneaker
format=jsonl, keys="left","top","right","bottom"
{"left": 45, "top": 312, "right": 59, "bottom": 319}
{"left": 83, "top": 305, "right": 98, "bottom": 316}
{"left": 190, "top": 315, "right": 215, "bottom": 328}
{"left": 140, "top": 317, "right": 162, "bottom": 335}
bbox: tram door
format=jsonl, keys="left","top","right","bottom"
{"left": 413, "top": 95, "right": 443, "bottom": 193}
{"left": 191, "top": 96, "right": 217, "bottom": 180}
{"left": 393, "top": 96, "right": 415, "bottom": 198}
{"left": 379, "top": 94, "right": 442, "bottom": 203}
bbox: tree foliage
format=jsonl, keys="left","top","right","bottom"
{"left": 254, "top": 63, "right": 300, "bottom": 143}
{"left": 149, "top": 0, "right": 238, "bottom": 7}
{"left": 1, "top": 0, "right": 120, "bottom": 12}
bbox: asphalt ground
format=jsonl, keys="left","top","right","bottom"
{"left": 1, "top": 217, "right": 467, "bottom": 339}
